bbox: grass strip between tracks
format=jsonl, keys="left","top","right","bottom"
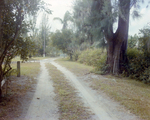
{"left": 46, "top": 63, "right": 92, "bottom": 120}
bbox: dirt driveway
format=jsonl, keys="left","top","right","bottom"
{"left": 18, "top": 58, "right": 140, "bottom": 120}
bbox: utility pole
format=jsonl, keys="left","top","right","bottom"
{"left": 42, "top": 13, "right": 46, "bottom": 57}
{"left": 43, "top": 26, "right": 45, "bottom": 57}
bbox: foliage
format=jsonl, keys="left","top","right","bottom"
{"left": 128, "top": 34, "right": 138, "bottom": 48}
{"left": 51, "top": 29, "right": 78, "bottom": 60}
{"left": 53, "top": 11, "right": 73, "bottom": 30}
{"left": 123, "top": 27, "right": 150, "bottom": 83}
{"left": 94, "top": 54, "right": 108, "bottom": 75}
{"left": 0, "top": 0, "right": 51, "bottom": 98}
{"left": 72, "top": 0, "right": 94, "bottom": 45}
{"left": 72, "top": 50, "right": 81, "bottom": 61}
{"left": 78, "top": 48, "right": 107, "bottom": 74}
{"left": 51, "top": 30, "right": 72, "bottom": 52}
{"left": 138, "top": 27, "right": 150, "bottom": 54}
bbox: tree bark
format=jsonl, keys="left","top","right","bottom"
{"left": 106, "top": 0, "right": 130, "bottom": 75}
{"left": 0, "top": 65, "right": 3, "bottom": 100}
{"left": 0, "top": 0, "right": 4, "bottom": 100}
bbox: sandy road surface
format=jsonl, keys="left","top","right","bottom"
{"left": 24, "top": 60, "right": 59, "bottom": 120}
{"left": 51, "top": 60, "right": 139, "bottom": 120}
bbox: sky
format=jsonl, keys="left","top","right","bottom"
{"left": 39, "top": 0, "right": 150, "bottom": 36}
{"left": 37, "top": 0, "right": 74, "bottom": 31}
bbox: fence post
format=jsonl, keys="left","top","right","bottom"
{"left": 17, "top": 61, "right": 20, "bottom": 77}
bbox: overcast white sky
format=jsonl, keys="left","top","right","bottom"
{"left": 40, "top": 0, "right": 150, "bottom": 36}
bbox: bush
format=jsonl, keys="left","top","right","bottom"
{"left": 78, "top": 49, "right": 105, "bottom": 65}
{"left": 78, "top": 48, "right": 107, "bottom": 74}
{"left": 94, "top": 54, "right": 108, "bottom": 74}
{"left": 72, "top": 51, "right": 81, "bottom": 61}
{"left": 123, "top": 48, "right": 150, "bottom": 83}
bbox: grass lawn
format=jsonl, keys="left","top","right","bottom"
{"left": 11, "top": 62, "right": 40, "bottom": 78}
{"left": 56, "top": 58, "right": 150, "bottom": 120}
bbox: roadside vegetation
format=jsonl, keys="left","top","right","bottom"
{"left": 46, "top": 63, "right": 92, "bottom": 120}
{"left": 0, "top": 62, "right": 40, "bottom": 119}
{"left": 56, "top": 59, "right": 150, "bottom": 120}
{"left": 57, "top": 26, "right": 150, "bottom": 84}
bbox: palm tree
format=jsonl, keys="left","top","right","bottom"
{"left": 53, "top": 11, "right": 72, "bottom": 30}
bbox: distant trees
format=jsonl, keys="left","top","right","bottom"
{"left": 128, "top": 34, "right": 138, "bottom": 48}
{"left": 53, "top": 11, "right": 72, "bottom": 30}
{"left": 138, "top": 27, "right": 150, "bottom": 54}
{"left": 51, "top": 29, "right": 75, "bottom": 60}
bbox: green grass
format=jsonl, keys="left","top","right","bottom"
{"left": 46, "top": 63, "right": 92, "bottom": 120}
{"left": 56, "top": 58, "right": 150, "bottom": 120}
{"left": 11, "top": 62, "right": 40, "bottom": 78}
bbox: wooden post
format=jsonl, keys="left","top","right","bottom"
{"left": 17, "top": 61, "right": 20, "bottom": 77}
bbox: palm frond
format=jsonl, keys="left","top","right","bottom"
{"left": 53, "top": 17, "right": 63, "bottom": 24}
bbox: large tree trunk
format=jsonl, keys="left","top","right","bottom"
{"left": 0, "top": 0, "right": 4, "bottom": 100}
{"left": 106, "top": 0, "right": 130, "bottom": 75}
{"left": 0, "top": 65, "right": 3, "bottom": 100}
{"left": 107, "top": 38, "right": 122, "bottom": 75}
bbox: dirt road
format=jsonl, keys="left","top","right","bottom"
{"left": 24, "top": 59, "right": 139, "bottom": 120}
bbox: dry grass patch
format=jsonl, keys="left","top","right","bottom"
{"left": 90, "top": 76, "right": 150, "bottom": 120}
{"left": 46, "top": 63, "right": 92, "bottom": 120}
{"left": 56, "top": 59, "right": 150, "bottom": 120}
{"left": 0, "top": 62, "right": 40, "bottom": 119}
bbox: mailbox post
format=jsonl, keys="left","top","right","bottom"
{"left": 17, "top": 61, "right": 20, "bottom": 77}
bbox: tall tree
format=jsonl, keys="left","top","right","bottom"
{"left": 51, "top": 29, "right": 74, "bottom": 60}
{"left": 90, "top": 0, "right": 149, "bottom": 74}
{"left": 73, "top": 0, "right": 93, "bottom": 45}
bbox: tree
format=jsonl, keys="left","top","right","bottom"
{"left": 51, "top": 29, "right": 74, "bottom": 60}
{"left": 0, "top": 0, "right": 51, "bottom": 99}
{"left": 53, "top": 11, "right": 72, "bottom": 30}
{"left": 90, "top": 0, "right": 149, "bottom": 74}
{"left": 128, "top": 34, "right": 138, "bottom": 48}
{"left": 138, "top": 27, "right": 150, "bottom": 55}
{"left": 73, "top": 0, "right": 94, "bottom": 45}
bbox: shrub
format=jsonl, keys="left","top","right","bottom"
{"left": 78, "top": 48, "right": 107, "bottom": 74}
{"left": 94, "top": 54, "right": 108, "bottom": 74}
{"left": 72, "top": 51, "right": 81, "bottom": 61}
{"left": 78, "top": 49, "right": 105, "bottom": 66}
{"left": 123, "top": 48, "right": 150, "bottom": 83}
